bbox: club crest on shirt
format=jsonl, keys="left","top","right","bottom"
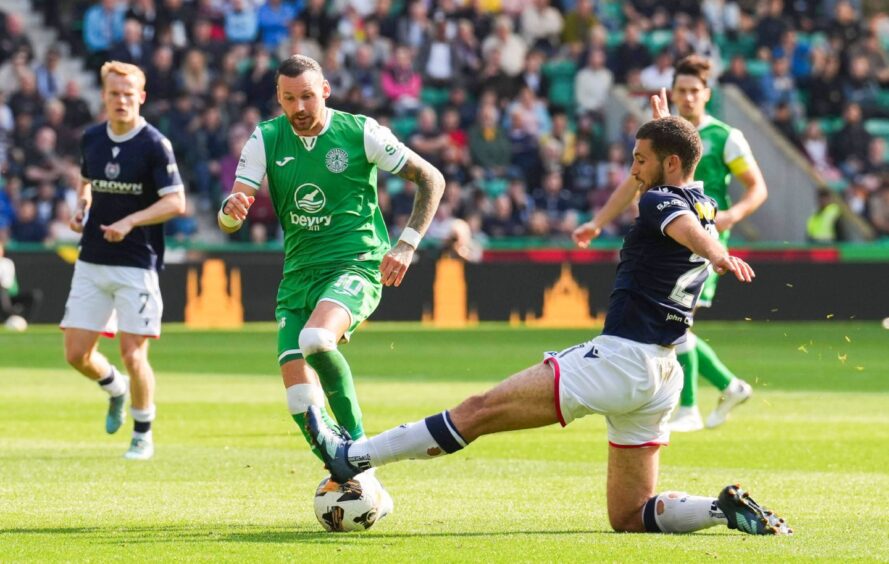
{"left": 105, "top": 161, "right": 121, "bottom": 179}
{"left": 325, "top": 148, "right": 348, "bottom": 173}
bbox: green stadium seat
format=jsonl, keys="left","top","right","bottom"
{"left": 745, "top": 59, "right": 770, "bottom": 78}
{"left": 865, "top": 119, "right": 889, "bottom": 138}
{"left": 606, "top": 30, "right": 624, "bottom": 49}
{"left": 819, "top": 117, "right": 844, "bottom": 135}
{"left": 420, "top": 87, "right": 450, "bottom": 109}
{"left": 482, "top": 177, "right": 508, "bottom": 197}
{"left": 391, "top": 115, "right": 417, "bottom": 139}
{"left": 385, "top": 177, "right": 405, "bottom": 195}
{"left": 826, "top": 178, "right": 849, "bottom": 192}
{"left": 643, "top": 30, "right": 673, "bottom": 54}
{"left": 542, "top": 59, "right": 577, "bottom": 79}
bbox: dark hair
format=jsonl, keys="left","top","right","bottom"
{"left": 673, "top": 54, "right": 711, "bottom": 87}
{"left": 635, "top": 116, "right": 702, "bottom": 176}
{"left": 276, "top": 54, "right": 323, "bottom": 83}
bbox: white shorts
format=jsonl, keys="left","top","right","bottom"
{"left": 545, "top": 334, "right": 682, "bottom": 448}
{"left": 60, "top": 260, "right": 163, "bottom": 337}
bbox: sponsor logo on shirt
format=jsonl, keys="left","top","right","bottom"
{"left": 665, "top": 312, "right": 692, "bottom": 326}
{"left": 91, "top": 178, "right": 143, "bottom": 195}
{"left": 275, "top": 156, "right": 295, "bottom": 167}
{"left": 290, "top": 183, "right": 331, "bottom": 231}
{"left": 657, "top": 199, "right": 688, "bottom": 211}
{"left": 325, "top": 148, "right": 348, "bottom": 173}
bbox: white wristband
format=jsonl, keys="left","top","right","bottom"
{"left": 398, "top": 227, "right": 422, "bottom": 249}
{"left": 218, "top": 195, "right": 242, "bottom": 228}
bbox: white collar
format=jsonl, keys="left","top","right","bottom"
{"left": 685, "top": 181, "right": 705, "bottom": 191}
{"left": 106, "top": 118, "right": 147, "bottom": 142}
{"left": 290, "top": 108, "right": 332, "bottom": 151}
{"left": 696, "top": 115, "right": 714, "bottom": 130}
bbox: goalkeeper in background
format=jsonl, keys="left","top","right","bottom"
{"left": 586, "top": 55, "right": 768, "bottom": 432}
{"left": 218, "top": 55, "right": 444, "bottom": 484}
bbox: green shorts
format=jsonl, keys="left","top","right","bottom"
{"left": 276, "top": 265, "right": 382, "bottom": 365}
{"left": 698, "top": 229, "right": 730, "bottom": 308}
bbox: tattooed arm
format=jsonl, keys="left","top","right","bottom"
{"left": 380, "top": 151, "right": 445, "bottom": 287}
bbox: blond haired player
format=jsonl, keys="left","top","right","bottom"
{"left": 61, "top": 61, "right": 186, "bottom": 460}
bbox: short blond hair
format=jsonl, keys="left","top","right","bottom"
{"left": 100, "top": 60, "right": 146, "bottom": 91}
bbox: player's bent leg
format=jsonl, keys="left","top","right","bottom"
{"left": 64, "top": 328, "right": 129, "bottom": 433}
{"left": 608, "top": 445, "right": 729, "bottom": 534}
{"left": 307, "top": 362, "right": 560, "bottom": 483}
{"left": 63, "top": 328, "right": 110, "bottom": 380}
{"left": 607, "top": 445, "right": 660, "bottom": 532}
{"left": 302, "top": 300, "right": 364, "bottom": 440}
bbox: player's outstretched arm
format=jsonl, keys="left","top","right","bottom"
{"left": 664, "top": 214, "right": 755, "bottom": 282}
{"left": 101, "top": 191, "right": 187, "bottom": 243}
{"left": 573, "top": 174, "right": 643, "bottom": 247}
{"left": 218, "top": 182, "right": 256, "bottom": 234}
{"left": 381, "top": 151, "right": 445, "bottom": 287}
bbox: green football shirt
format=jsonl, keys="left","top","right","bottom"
{"left": 695, "top": 115, "right": 756, "bottom": 211}
{"left": 236, "top": 109, "right": 409, "bottom": 273}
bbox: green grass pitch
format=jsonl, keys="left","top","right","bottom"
{"left": 1, "top": 322, "right": 887, "bottom": 562}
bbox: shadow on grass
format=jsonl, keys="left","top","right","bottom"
{"left": 1, "top": 524, "right": 737, "bottom": 544}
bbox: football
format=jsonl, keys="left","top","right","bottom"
{"left": 4, "top": 315, "right": 27, "bottom": 332}
{"left": 313, "top": 473, "right": 385, "bottom": 532}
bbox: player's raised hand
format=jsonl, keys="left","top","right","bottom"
{"left": 380, "top": 241, "right": 415, "bottom": 287}
{"left": 101, "top": 217, "right": 135, "bottom": 243}
{"left": 572, "top": 221, "right": 602, "bottom": 248}
{"left": 650, "top": 87, "right": 671, "bottom": 119}
{"left": 712, "top": 254, "right": 755, "bottom": 283}
{"left": 223, "top": 193, "right": 255, "bottom": 221}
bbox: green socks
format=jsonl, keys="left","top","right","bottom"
{"left": 306, "top": 349, "right": 365, "bottom": 441}
{"left": 678, "top": 348, "right": 699, "bottom": 407}
{"left": 678, "top": 335, "right": 736, "bottom": 408}
{"left": 292, "top": 408, "right": 337, "bottom": 462}
{"left": 696, "top": 338, "right": 735, "bottom": 392}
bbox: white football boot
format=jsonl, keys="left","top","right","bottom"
{"left": 706, "top": 378, "right": 753, "bottom": 429}
{"left": 669, "top": 406, "right": 704, "bottom": 432}
{"left": 124, "top": 437, "right": 154, "bottom": 460}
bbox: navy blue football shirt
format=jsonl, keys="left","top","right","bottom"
{"left": 79, "top": 119, "right": 183, "bottom": 271}
{"left": 603, "top": 182, "right": 719, "bottom": 346}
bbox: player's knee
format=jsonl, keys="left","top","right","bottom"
{"left": 64, "top": 345, "right": 90, "bottom": 369}
{"left": 120, "top": 344, "right": 147, "bottom": 368}
{"left": 286, "top": 383, "right": 325, "bottom": 414}
{"left": 299, "top": 328, "right": 337, "bottom": 356}
{"left": 608, "top": 507, "right": 645, "bottom": 533}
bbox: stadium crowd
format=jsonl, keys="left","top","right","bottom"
{"left": 1, "top": 0, "right": 889, "bottom": 253}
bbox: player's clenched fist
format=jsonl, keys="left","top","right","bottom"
{"left": 223, "top": 193, "right": 255, "bottom": 221}
{"left": 380, "top": 241, "right": 415, "bottom": 287}
{"left": 572, "top": 222, "right": 602, "bottom": 248}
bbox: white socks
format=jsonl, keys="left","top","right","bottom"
{"left": 98, "top": 367, "right": 127, "bottom": 397}
{"left": 646, "top": 492, "right": 727, "bottom": 533}
{"left": 347, "top": 420, "right": 442, "bottom": 468}
{"left": 131, "top": 405, "right": 156, "bottom": 442}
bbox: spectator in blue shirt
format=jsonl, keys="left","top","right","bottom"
{"left": 258, "top": 0, "right": 299, "bottom": 50}
{"left": 82, "top": 0, "right": 125, "bottom": 72}
{"left": 225, "top": 0, "right": 259, "bottom": 45}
